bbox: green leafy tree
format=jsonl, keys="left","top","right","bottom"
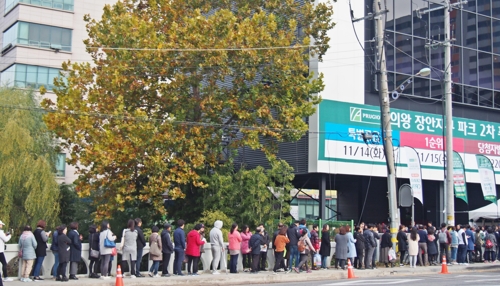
{"left": 43, "top": 0, "right": 334, "bottom": 219}
{"left": 0, "top": 88, "right": 60, "bottom": 236}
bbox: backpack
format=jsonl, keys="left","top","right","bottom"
{"left": 298, "top": 238, "right": 306, "bottom": 252}
{"left": 438, "top": 231, "right": 448, "bottom": 243}
{"left": 485, "top": 236, "right": 494, "bottom": 249}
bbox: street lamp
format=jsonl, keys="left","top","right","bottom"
{"left": 391, "top": 68, "right": 431, "bottom": 101}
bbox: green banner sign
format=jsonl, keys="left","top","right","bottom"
{"left": 476, "top": 155, "right": 497, "bottom": 204}
{"left": 453, "top": 152, "right": 468, "bottom": 204}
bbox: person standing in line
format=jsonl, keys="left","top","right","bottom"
{"left": 310, "top": 225, "right": 320, "bottom": 270}
{"left": 120, "top": 219, "right": 138, "bottom": 278}
{"left": 134, "top": 218, "right": 146, "bottom": 277}
{"left": 286, "top": 221, "right": 301, "bottom": 272}
{"left": 449, "top": 226, "right": 458, "bottom": 264}
{"left": 437, "top": 223, "right": 451, "bottom": 264}
{"left": 210, "top": 220, "right": 225, "bottom": 275}
{"left": 228, "top": 223, "right": 242, "bottom": 274}
{"left": 363, "top": 224, "right": 376, "bottom": 270}
{"left": 457, "top": 224, "right": 468, "bottom": 265}
{"left": 148, "top": 226, "right": 162, "bottom": 277}
{"left": 50, "top": 226, "right": 60, "bottom": 280}
{"left": 417, "top": 225, "right": 428, "bottom": 266}
{"left": 319, "top": 224, "right": 331, "bottom": 269}
{"left": 173, "top": 220, "right": 186, "bottom": 276}
{"left": 397, "top": 225, "right": 408, "bottom": 267}
{"left": 67, "top": 222, "right": 82, "bottom": 280}
{"left": 57, "top": 225, "right": 71, "bottom": 282}
{"left": 474, "top": 228, "right": 483, "bottom": 262}
{"left": 33, "top": 220, "right": 51, "bottom": 281}
{"left": 248, "top": 228, "right": 265, "bottom": 274}
{"left": 160, "top": 223, "right": 173, "bottom": 277}
{"left": 345, "top": 225, "right": 356, "bottom": 267}
{"left": 334, "top": 226, "right": 349, "bottom": 270}
{"left": 380, "top": 227, "right": 391, "bottom": 268}
{"left": 354, "top": 226, "right": 365, "bottom": 269}
{"left": 258, "top": 224, "right": 269, "bottom": 271}
{"left": 296, "top": 228, "right": 315, "bottom": 273}
{"left": 0, "top": 220, "right": 12, "bottom": 282}
{"left": 407, "top": 227, "right": 420, "bottom": 268}
{"left": 240, "top": 225, "right": 252, "bottom": 272}
{"left": 371, "top": 225, "right": 380, "bottom": 269}
{"left": 185, "top": 224, "right": 205, "bottom": 276}
{"left": 272, "top": 223, "right": 286, "bottom": 271}
{"left": 99, "top": 221, "right": 116, "bottom": 280}
{"left": 18, "top": 225, "right": 37, "bottom": 282}
{"left": 426, "top": 228, "right": 438, "bottom": 266}
{"left": 272, "top": 226, "right": 289, "bottom": 274}
{"left": 465, "top": 225, "right": 475, "bottom": 264}
{"left": 88, "top": 224, "right": 100, "bottom": 278}
{"left": 484, "top": 227, "right": 497, "bottom": 263}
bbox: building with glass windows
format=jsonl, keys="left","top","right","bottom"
{"left": 0, "top": 0, "right": 116, "bottom": 183}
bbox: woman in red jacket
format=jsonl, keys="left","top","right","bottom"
{"left": 185, "top": 224, "right": 205, "bottom": 276}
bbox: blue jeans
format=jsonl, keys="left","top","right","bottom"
{"left": 174, "top": 249, "right": 184, "bottom": 275}
{"left": 288, "top": 245, "right": 299, "bottom": 270}
{"left": 33, "top": 256, "right": 45, "bottom": 277}
{"left": 450, "top": 247, "right": 457, "bottom": 261}
{"left": 321, "top": 255, "right": 328, "bottom": 268}
{"left": 149, "top": 261, "right": 159, "bottom": 275}
{"left": 52, "top": 252, "right": 59, "bottom": 277}
{"left": 136, "top": 248, "right": 143, "bottom": 274}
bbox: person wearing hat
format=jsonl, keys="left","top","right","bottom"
{"left": 0, "top": 220, "right": 12, "bottom": 282}
{"left": 185, "top": 224, "right": 205, "bottom": 276}
{"left": 161, "top": 223, "right": 173, "bottom": 277}
{"left": 210, "top": 220, "right": 225, "bottom": 275}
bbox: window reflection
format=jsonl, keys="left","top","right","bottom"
{"left": 477, "top": 15, "right": 491, "bottom": 52}
{"left": 478, "top": 52, "right": 492, "bottom": 89}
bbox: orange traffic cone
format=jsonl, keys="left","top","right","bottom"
{"left": 347, "top": 259, "right": 356, "bottom": 279}
{"left": 440, "top": 255, "right": 449, "bottom": 274}
{"left": 115, "top": 265, "right": 124, "bottom": 286}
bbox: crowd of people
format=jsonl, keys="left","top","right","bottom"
{"left": 2, "top": 217, "right": 500, "bottom": 283}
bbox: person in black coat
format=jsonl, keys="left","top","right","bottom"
{"left": 354, "top": 227, "right": 366, "bottom": 269}
{"left": 161, "top": 223, "right": 174, "bottom": 277}
{"left": 57, "top": 225, "right": 72, "bottom": 282}
{"left": 319, "top": 225, "right": 331, "bottom": 269}
{"left": 88, "top": 225, "right": 100, "bottom": 278}
{"left": 134, "top": 218, "right": 146, "bottom": 277}
{"left": 67, "top": 222, "right": 82, "bottom": 280}
{"left": 397, "top": 225, "right": 408, "bottom": 266}
{"left": 248, "top": 228, "right": 265, "bottom": 273}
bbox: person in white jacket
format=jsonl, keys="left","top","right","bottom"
{"left": 0, "top": 220, "right": 12, "bottom": 282}
{"left": 210, "top": 220, "right": 225, "bottom": 274}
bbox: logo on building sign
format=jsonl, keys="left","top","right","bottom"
{"left": 349, "top": 107, "right": 380, "bottom": 125}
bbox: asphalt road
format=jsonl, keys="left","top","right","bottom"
{"left": 255, "top": 271, "right": 500, "bottom": 286}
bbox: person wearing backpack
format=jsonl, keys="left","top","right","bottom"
{"left": 437, "top": 223, "right": 451, "bottom": 264}
{"left": 474, "top": 228, "right": 483, "bottom": 262}
{"left": 484, "top": 227, "right": 497, "bottom": 263}
{"left": 295, "top": 229, "right": 315, "bottom": 273}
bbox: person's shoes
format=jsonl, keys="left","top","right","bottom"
{"left": 177, "top": 274, "right": 185, "bottom": 276}
{"left": 25, "top": 278, "right": 33, "bottom": 282}
{"left": 68, "top": 275, "right": 78, "bottom": 280}
{"left": 61, "top": 276, "right": 69, "bottom": 282}
{"left": 293, "top": 267, "right": 299, "bottom": 273}
{"left": 260, "top": 268, "right": 268, "bottom": 271}
{"left": 136, "top": 273, "right": 144, "bottom": 278}
{"left": 55, "top": 276, "right": 61, "bottom": 281}
{"left": 191, "top": 273, "right": 199, "bottom": 276}
{"left": 3, "top": 278, "right": 13, "bottom": 282}
{"left": 154, "top": 274, "right": 161, "bottom": 278}
{"left": 100, "top": 276, "right": 110, "bottom": 280}
{"left": 161, "top": 274, "right": 170, "bottom": 277}
{"left": 130, "top": 275, "right": 136, "bottom": 278}
{"left": 148, "top": 272, "right": 153, "bottom": 277}
{"left": 306, "top": 270, "right": 312, "bottom": 273}
{"left": 277, "top": 268, "right": 284, "bottom": 272}
{"left": 286, "top": 269, "right": 292, "bottom": 274}
{"left": 272, "top": 272, "right": 278, "bottom": 275}
{"left": 212, "top": 271, "right": 220, "bottom": 275}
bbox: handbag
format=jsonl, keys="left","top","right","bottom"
{"left": 104, "top": 230, "right": 116, "bottom": 248}
{"left": 149, "top": 234, "right": 162, "bottom": 256}
{"left": 90, "top": 234, "right": 100, "bottom": 258}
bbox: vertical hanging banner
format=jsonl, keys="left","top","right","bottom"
{"left": 453, "top": 152, "right": 468, "bottom": 203}
{"left": 405, "top": 147, "right": 423, "bottom": 203}
{"left": 475, "top": 154, "right": 497, "bottom": 204}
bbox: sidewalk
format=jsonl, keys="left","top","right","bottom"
{"left": 4, "top": 263, "right": 499, "bottom": 286}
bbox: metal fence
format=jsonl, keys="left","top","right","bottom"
{"left": 267, "top": 219, "right": 354, "bottom": 241}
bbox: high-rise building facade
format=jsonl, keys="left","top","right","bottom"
{"left": 0, "top": 0, "right": 116, "bottom": 184}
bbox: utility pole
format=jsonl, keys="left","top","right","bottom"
{"left": 421, "top": 0, "right": 467, "bottom": 227}
{"left": 373, "top": 0, "right": 398, "bottom": 247}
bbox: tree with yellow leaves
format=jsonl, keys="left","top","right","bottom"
{"left": 43, "top": 0, "right": 335, "bottom": 220}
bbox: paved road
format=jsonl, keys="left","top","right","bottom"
{"left": 255, "top": 271, "right": 500, "bottom": 286}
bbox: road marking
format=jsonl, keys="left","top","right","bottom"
{"left": 322, "top": 279, "right": 422, "bottom": 285}
{"left": 464, "top": 278, "right": 500, "bottom": 283}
